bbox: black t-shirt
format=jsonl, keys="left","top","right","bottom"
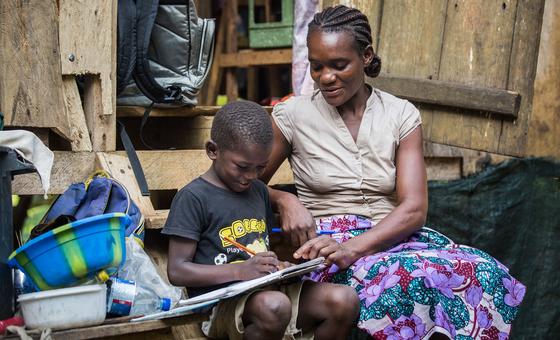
{"left": 162, "top": 177, "right": 276, "bottom": 296}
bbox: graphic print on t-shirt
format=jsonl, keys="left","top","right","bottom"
{"left": 217, "top": 218, "right": 269, "bottom": 262}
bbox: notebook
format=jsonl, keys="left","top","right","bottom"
{"left": 177, "top": 257, "right": 325, "bottom": 306}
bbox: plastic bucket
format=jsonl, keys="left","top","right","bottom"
{"left": 18, "top": 284, "right": 107, "bottom": 330}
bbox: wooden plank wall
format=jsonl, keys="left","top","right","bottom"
{"left": 324, "top": 0, "right": 551, "bottom": 158}
{"left": 526, "top": 0, "right": 560, "bottom": 156}
{"left": 0, "top": 0, "right": 72, "bottom": 141}
{"left": 59, "top": 0, "right": 116, "bottom": 118}
{"left": 59, "top": 0, "right": 118, "bottom": 151}
{"left": 429, "top": 0, "right": 516, "bottom": 153}
{"left": 0, "top": 0, "right": 116, "bottom": 152}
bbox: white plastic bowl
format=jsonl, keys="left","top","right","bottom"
{"left": 18, "top": 284, "right": 107, "bottom": 330}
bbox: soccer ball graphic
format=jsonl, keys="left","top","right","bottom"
{"left": 214, "top": 253, "right": 228, "bottom": 265}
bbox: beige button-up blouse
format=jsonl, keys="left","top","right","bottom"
{"left": 271, "top": 87, "right": 421, "bottom": 223}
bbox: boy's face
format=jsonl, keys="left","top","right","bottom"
{"left": 208, "top": 142, "right": 271, "bottom": 192}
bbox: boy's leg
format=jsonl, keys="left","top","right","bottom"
{"left": 296, "top": 282, "right": 360, "bottom": 340}
{"left": 242, "top": 290, "right": 292, "bottom": 340}
{"left": 202, "top": 289, "right": 291, "bottom": 340}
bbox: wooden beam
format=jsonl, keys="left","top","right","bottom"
{"left": 368, "top": 75, "right": 521, "bottom": 118}
{"left": 146, "top": 209, "right": 170, "bottom": 229}
{"left": 218, "top": 49, "right": 292, "bottom": 67}
{"left": 117, "top": 106, "right": 220, "bottom": 118}
{"left": 62, "top": 76, "right": 93, "bottom": 151}
{"left": 425, "top": 157, "right": 462, "bottom": 181}
{"left": 130, "top": 150, "right": 293, "bottom": 191}
{"left": 117, "top": 105, "right": 273, "bottom": 118}
{"left": 424, "top": 141, "right": 511, "bottom": 177}
{"left": 12, "top": 152, "right": 96, "bottom": 195}
{"left": 4, "top": 314, "right": 208, "bottom": 340}
{"left": 96, "top": 152, "right": 156, "bottom": 217}
{"left": 11, "top": 149, "right": 469, "bottom": 196}
{"left": 142, "top": 153, "right": 464, "bottom": 230}
{"left": 11, "top": 151, "right": 294, "bottom": 195}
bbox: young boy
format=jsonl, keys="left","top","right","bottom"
{"left": 163, "top": 101, "right": 359, "bottom": 340}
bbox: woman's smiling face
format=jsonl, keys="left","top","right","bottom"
{"left": 307, "top": 29, "right": 368, "bottom": 107}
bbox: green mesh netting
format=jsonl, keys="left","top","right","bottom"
{"left": 427, "top": 158, "right": 560, "bottom": 339}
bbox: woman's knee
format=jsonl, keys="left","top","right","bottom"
{"left": 245, "top": 291, "right": 292, "bottom": 330}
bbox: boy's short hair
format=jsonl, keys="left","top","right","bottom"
{"left": 211, "top": 101, "right": 273, "bottom": 150}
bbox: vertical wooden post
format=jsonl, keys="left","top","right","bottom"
{"left": 225, "top": 0, "right": 239, "bottom": 102}
{"left": 527, "top": 0, "right": 560, "bottom": 158}
{"left": 83, "top": 75, "right": 116, "bottom": 151}
{"left": 202, "top": 8, "right": 228, "bottom": 105}
{"left": 247, "top": 68, "right": 258, "bottom": 101}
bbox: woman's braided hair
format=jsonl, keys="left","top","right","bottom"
{"left": 308, "top": 5, "right": 381, "bottom": 78}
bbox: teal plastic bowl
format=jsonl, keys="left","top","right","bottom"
{"left": 8, "top": 213, "right": 130, "bottom": 291}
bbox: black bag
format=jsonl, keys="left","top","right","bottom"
{"left": 117, "top": 0, "right": 215, "bottom": 106}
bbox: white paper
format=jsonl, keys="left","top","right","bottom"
{"left": 178, "top": 257, "right": 325, "bottom": 306}
{"left": 130, "top": 299, "right": 219, "bottom": 322}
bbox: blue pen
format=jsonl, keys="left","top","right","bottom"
{"left": 271, "top": 228, "right": 336, "bottom": 235}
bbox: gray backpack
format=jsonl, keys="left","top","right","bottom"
{"left": 116, "top": 0, "right": 215, "bottom": 107}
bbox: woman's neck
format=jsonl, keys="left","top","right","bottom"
{"left": 337, "top": 84, "right": 371, "bottom": 118}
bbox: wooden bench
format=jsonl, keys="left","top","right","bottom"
{"left": 4, "top": 314, "right": 209, "bottom": 340}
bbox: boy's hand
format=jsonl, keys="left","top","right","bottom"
{"left": 237, "top": 251, "right": 279, "bottom": 280}
{"left": 277, "top": 261, "right": 294, "bottom": 270}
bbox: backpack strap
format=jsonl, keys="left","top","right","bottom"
{"left": 133, "top": 0, "right": 182, "bottom": 104}
{"left": 116, "top": 0, "right": 138, "bottom": 95}
{"left": 117, "top": 121, "right": 150, "bottom": 196}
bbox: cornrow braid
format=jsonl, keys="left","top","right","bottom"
{"left": 308, "top": 5, "right": 381, "bottom": 78}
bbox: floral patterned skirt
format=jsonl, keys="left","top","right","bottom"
{"left": 305, "top": 215, "right": 525, "bottom": 340}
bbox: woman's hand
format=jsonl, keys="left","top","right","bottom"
{"left": 276, "top": 193, "right": 317, "bottom": 246}
{"left": 237, "top": 251, "right": 280, "bottom": 281}
{"left": 293, "top": 236, "right": 359, "bottom": 270}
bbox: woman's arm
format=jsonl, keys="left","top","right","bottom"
{"left": 260, "top": 119, "right": 291, "bottom": 184}
{"left": 294, "top": 126, "right": 428, "bottom": 268}
{"left": 260, "top": 119, "right": 316, "bottom": 246}
{"left": 167, "top": 236, "right": 281, "bottom": 287}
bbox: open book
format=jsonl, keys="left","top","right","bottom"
{"left": 130, "top": 257, "right": 325, "bottom": 322}
{"left": 177, "top": 257, "right": 325, "bottom": 306}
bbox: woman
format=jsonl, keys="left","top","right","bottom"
{"left": 261, "top": 5, "right": 525, "bottom": 339}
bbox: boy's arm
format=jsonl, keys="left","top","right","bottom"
{"left": 167, "top": 236, "right": 280, "bottom": 287}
